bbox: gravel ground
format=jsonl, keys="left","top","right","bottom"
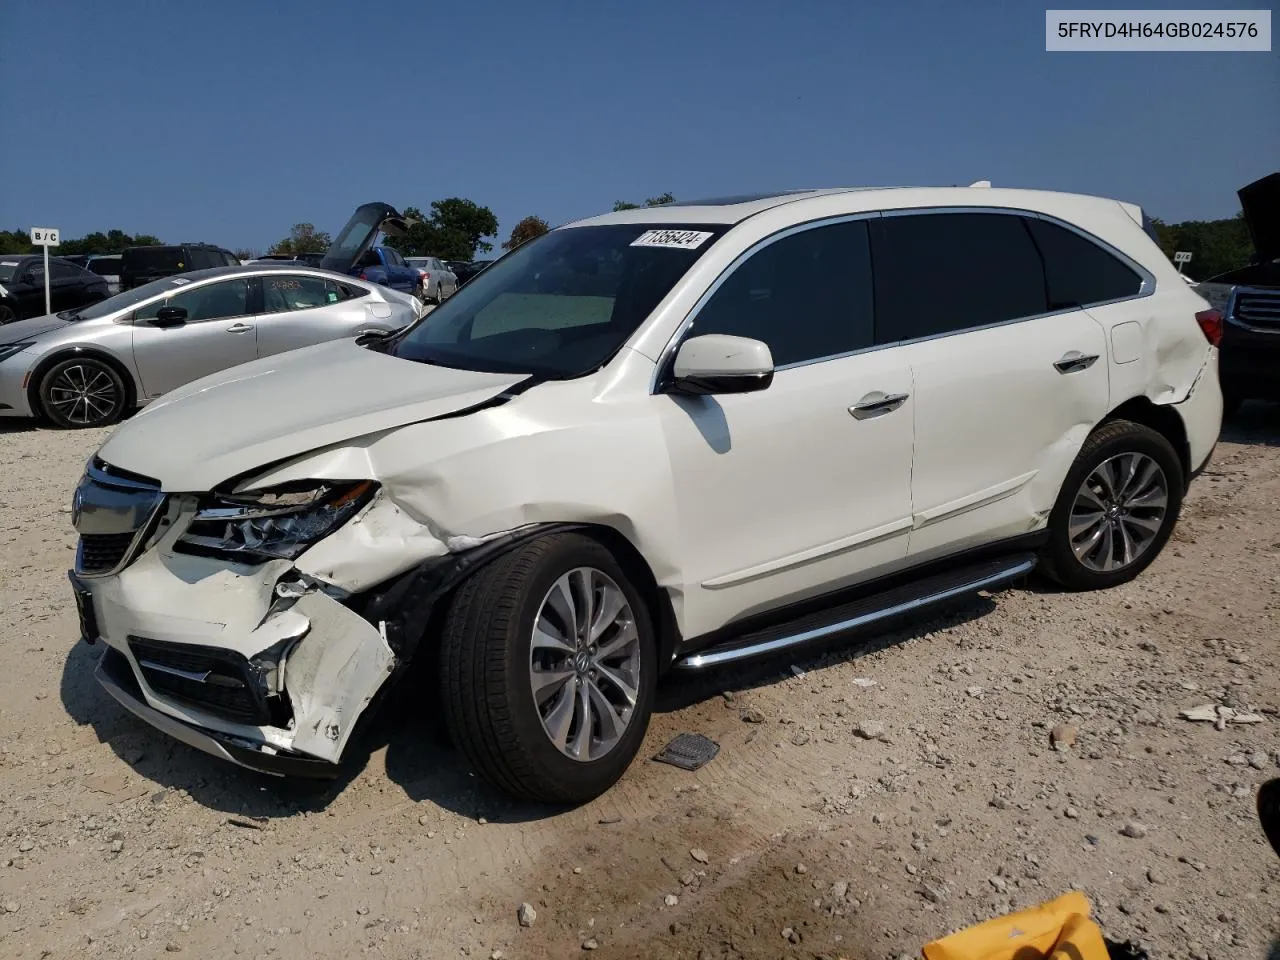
{"left": 1, "top": 406, "right": 1277, "bottom": 960}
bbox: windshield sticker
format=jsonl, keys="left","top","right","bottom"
{"left": 170, "top": 277, "right": 191, "bottom": 285}
{"left": 630, "top": 229, "right": 713, "bottom": 250}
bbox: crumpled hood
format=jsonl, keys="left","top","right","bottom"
{"left": 0, "top": 313, "right": 68, "bottom": 344}
{"left": 96, "top": 338, "right": 527, "bottom": 491}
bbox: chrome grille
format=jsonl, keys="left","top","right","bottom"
{"left": 1232, "top": 288, "right": 1280, "bottom": 331}
{"left": 71, "top": 458, "right": 165, "bottom": 578}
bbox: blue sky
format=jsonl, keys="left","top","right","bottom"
{"left": 1, "top": 0, "right": 1276, "bottom": 252}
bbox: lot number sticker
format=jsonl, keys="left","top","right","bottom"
{"left": 630, "top": 229, "right": 713, "bottom": 250}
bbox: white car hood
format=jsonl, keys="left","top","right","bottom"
{"left": 97, "top": 338, "right": 528, "bottom": 491}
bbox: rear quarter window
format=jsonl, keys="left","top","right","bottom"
{"left": 1023, "top": 218, "right": 1144, "bottom": 308}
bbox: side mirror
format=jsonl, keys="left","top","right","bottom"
{"left": 666, "top": 334, "right": 774, "bottom": 396}
{"left": 151, "top": 305, "right": 189, "bottom": 327}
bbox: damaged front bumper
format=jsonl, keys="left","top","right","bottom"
{"left": 76, "top": 544, "right": 398, "bottom": 776}
{"left": 70, "top": 467, "right": 552, "bottom": 777}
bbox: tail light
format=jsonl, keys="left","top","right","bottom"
{"left": 358, "top": 271, "right": 368, "bottom": 280}
{"left": 1195, "top": 309, "right": 1223, "bottom": 347}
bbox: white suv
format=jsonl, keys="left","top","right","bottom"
{"left": 69, "top": 186, "right": 1223, "bottom": 803}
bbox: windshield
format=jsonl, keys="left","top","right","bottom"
{"left": 382, "top": 223, "right": 726, "bottom": 377}
{"left": 58, "top": 276, "right": 197, "bottom": 321}
{"left": 0, "top": 260, "right": 25, "bottom": 283}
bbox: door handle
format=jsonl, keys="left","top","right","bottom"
{"left": 1053, "top": 351, "right": 1099, "bottom": 374}
{"left": 225, "top": 322, "right": 254, "bottom": 334}
{"left": 849, "top": 391, "right": 909, "bottom": 419}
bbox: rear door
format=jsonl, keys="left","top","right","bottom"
{"left": 129, "top": 277, "right": 258, "bottom": 398}
{"left": 870, "top": 210, "right": 1110, "bottom": 560}
{"left": 255, "top": 272, "right": 365, "bottom": 356}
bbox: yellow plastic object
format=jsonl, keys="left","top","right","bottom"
{"left": 921, "top": 891, "right": 1110, "bottom": 960}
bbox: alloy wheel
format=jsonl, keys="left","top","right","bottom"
{"left": 529, "top": 566, "right": 641, "bottom": 762}
{"left": 47, "top": 363, "right": 121, "bottom": 426}
{"left": 1069, "top": 452, "right": 1169, "bottom": 572}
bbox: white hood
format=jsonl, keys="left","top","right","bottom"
{"left": 97, "top": 338, "right": 527, "bottom": 491}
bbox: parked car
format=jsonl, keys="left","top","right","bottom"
{"left": 350, "top": 246, "right": 420, "bottom": 298}
{"left": 249, "top": 253, "right": 325, "bottom": 267}
{"left": 1192, "top": 171, "right": 1279, "bottom": 415}
{"left": 405, "top": 256, "right": 457, "bottom": 303}
{"left": 120, "top": 243, "right": 240, "bottom": 291}
{"left": 0, "top": 265, "right": 419, "bottom": 428}
{"left": 84, "top": 254, "right": 123, "bottom": 295}
{"left": 452, "top": 259, "right": 491, "bottom": 286}
{"left": 0, "top": 255, "right": 109, "bottom": 324}
{"left": 66, "top": 186, "right": 1221, "bottom": 803}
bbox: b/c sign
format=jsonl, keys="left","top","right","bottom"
{"left": 30, "top": 227, "right": 60, "bottom": 246}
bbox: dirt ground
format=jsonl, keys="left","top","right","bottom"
{"left": 1, "top": 406, "right": 1277, "bottom": 960}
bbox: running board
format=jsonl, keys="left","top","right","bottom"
{"left": 673, "top": 554, "right": 1036, "bottom": 671}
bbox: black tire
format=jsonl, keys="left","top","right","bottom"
{"left": 0, "top": 303, "right": 17, "bottom": 325}
{"left": 440, "top": 532, "right": 657, "bottom": 804}
{"left": 1039, "top": 419, "right": 1184, "bottom": 591}
{"left": 37, "top": 357, "right": 129, "bottom": 429}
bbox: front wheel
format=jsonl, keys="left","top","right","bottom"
{"left": 439, "top": 532, "right": 657, "bottom": 804}
{"left": 37, "top": 357, "right": 128, "bottom": 429}
{"left": 1039, "top": 419, "right": 1184, "bottom": 591}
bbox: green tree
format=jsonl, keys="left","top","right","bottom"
{"left": 268, "top": 222, "right": 332, "bottom": 256}
{"left": 611, "top": 192, "right": 675, "bottom": 212}
{"left": 1148, "top": 212, "right": 1254, "bottom": 280}
{"left": 502, "top": 215, "right": 550, "bottom": 251}
{"left": 61, "top": 229, "right": 161, "bottom": 255}
{"left": 0, "top": 229, "right": 34, "bottom": 254}
{"left": 233, "top": 248, "right": 260, "bottom": 261}
{"left": 386, "top": 198, "right": 499, "bottom": 260}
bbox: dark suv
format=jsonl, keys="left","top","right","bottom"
{"left": 119, "top": 243, "right": 240, "bottom": 290}
{"left": 1194, "top": 171, "right": 1280, "bottom": 415}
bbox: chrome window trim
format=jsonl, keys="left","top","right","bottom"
{"left": 650, "top": 205, "right": 1156, "bottom": 392}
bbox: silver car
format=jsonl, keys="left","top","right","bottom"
{"left": 0, "top": 265, "right": 420, "bottom": 429}
{"left": 404, "top": 257, "right": 458, "bottom": 303}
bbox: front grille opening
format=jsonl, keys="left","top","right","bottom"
{"left": 128, "top": 637, "right": 289, "bottom": 727}
{"left": 1235, "top": 291, "right": 1280, "bottom": 327}
{"left": 77, "top": 532, "right": 138, "bottom": 575}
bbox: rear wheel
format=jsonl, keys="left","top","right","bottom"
{"left": 37, "top": 357, "right": 128, "bottom": 429}
{"left": 0, "top": 303, "right": 17, "bottom": 325}
{"left": 1039, "top": 419, "right": 1184, "bottom": 591}
{"left": 440, "top": 532, "right": 656, "bottom": 804}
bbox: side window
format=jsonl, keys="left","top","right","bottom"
{"left": 339, "top": 282, "right": 369, "bottom": 301}
{"left": 872, "top": 212, "right": 1048, "bottom": 344}
{"left": 135, "top": 279, "right": 250, "bottom": 322}
{"left": 52, "top": 260, "right": 82, "bottom": 280}
{"left": 262, "top": 274, "right": 339, "bottom": 313}
{"left": 24, "top": 261, "right": 45, "bottom": 284}
{"left": 223, "top": 251, "right": 240, "bottom": 266}
{"left": 1023, "top": 217, "right": 1143, "bottom": 308}
{"left": 355, "top": 250, "right": 381, "bottom": 269}
{"left": 690, "top": 220, "right": 874, "bottom": 367}
{"left": 88, "top": 259, "right": 120, "bottom": 276}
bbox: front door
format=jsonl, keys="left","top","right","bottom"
{"left": 129, "top": 277, "right": 258, "bottom": 398}
{"left": 659, "top": 218, "right": 916, "bottom": 640}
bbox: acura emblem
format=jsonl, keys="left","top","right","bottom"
{"left": 71, "top": 487, "right": 84, "bottom": 526}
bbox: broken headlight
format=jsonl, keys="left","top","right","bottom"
{"left": 176, "top": 480, "right": 377, "bottom": 561}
